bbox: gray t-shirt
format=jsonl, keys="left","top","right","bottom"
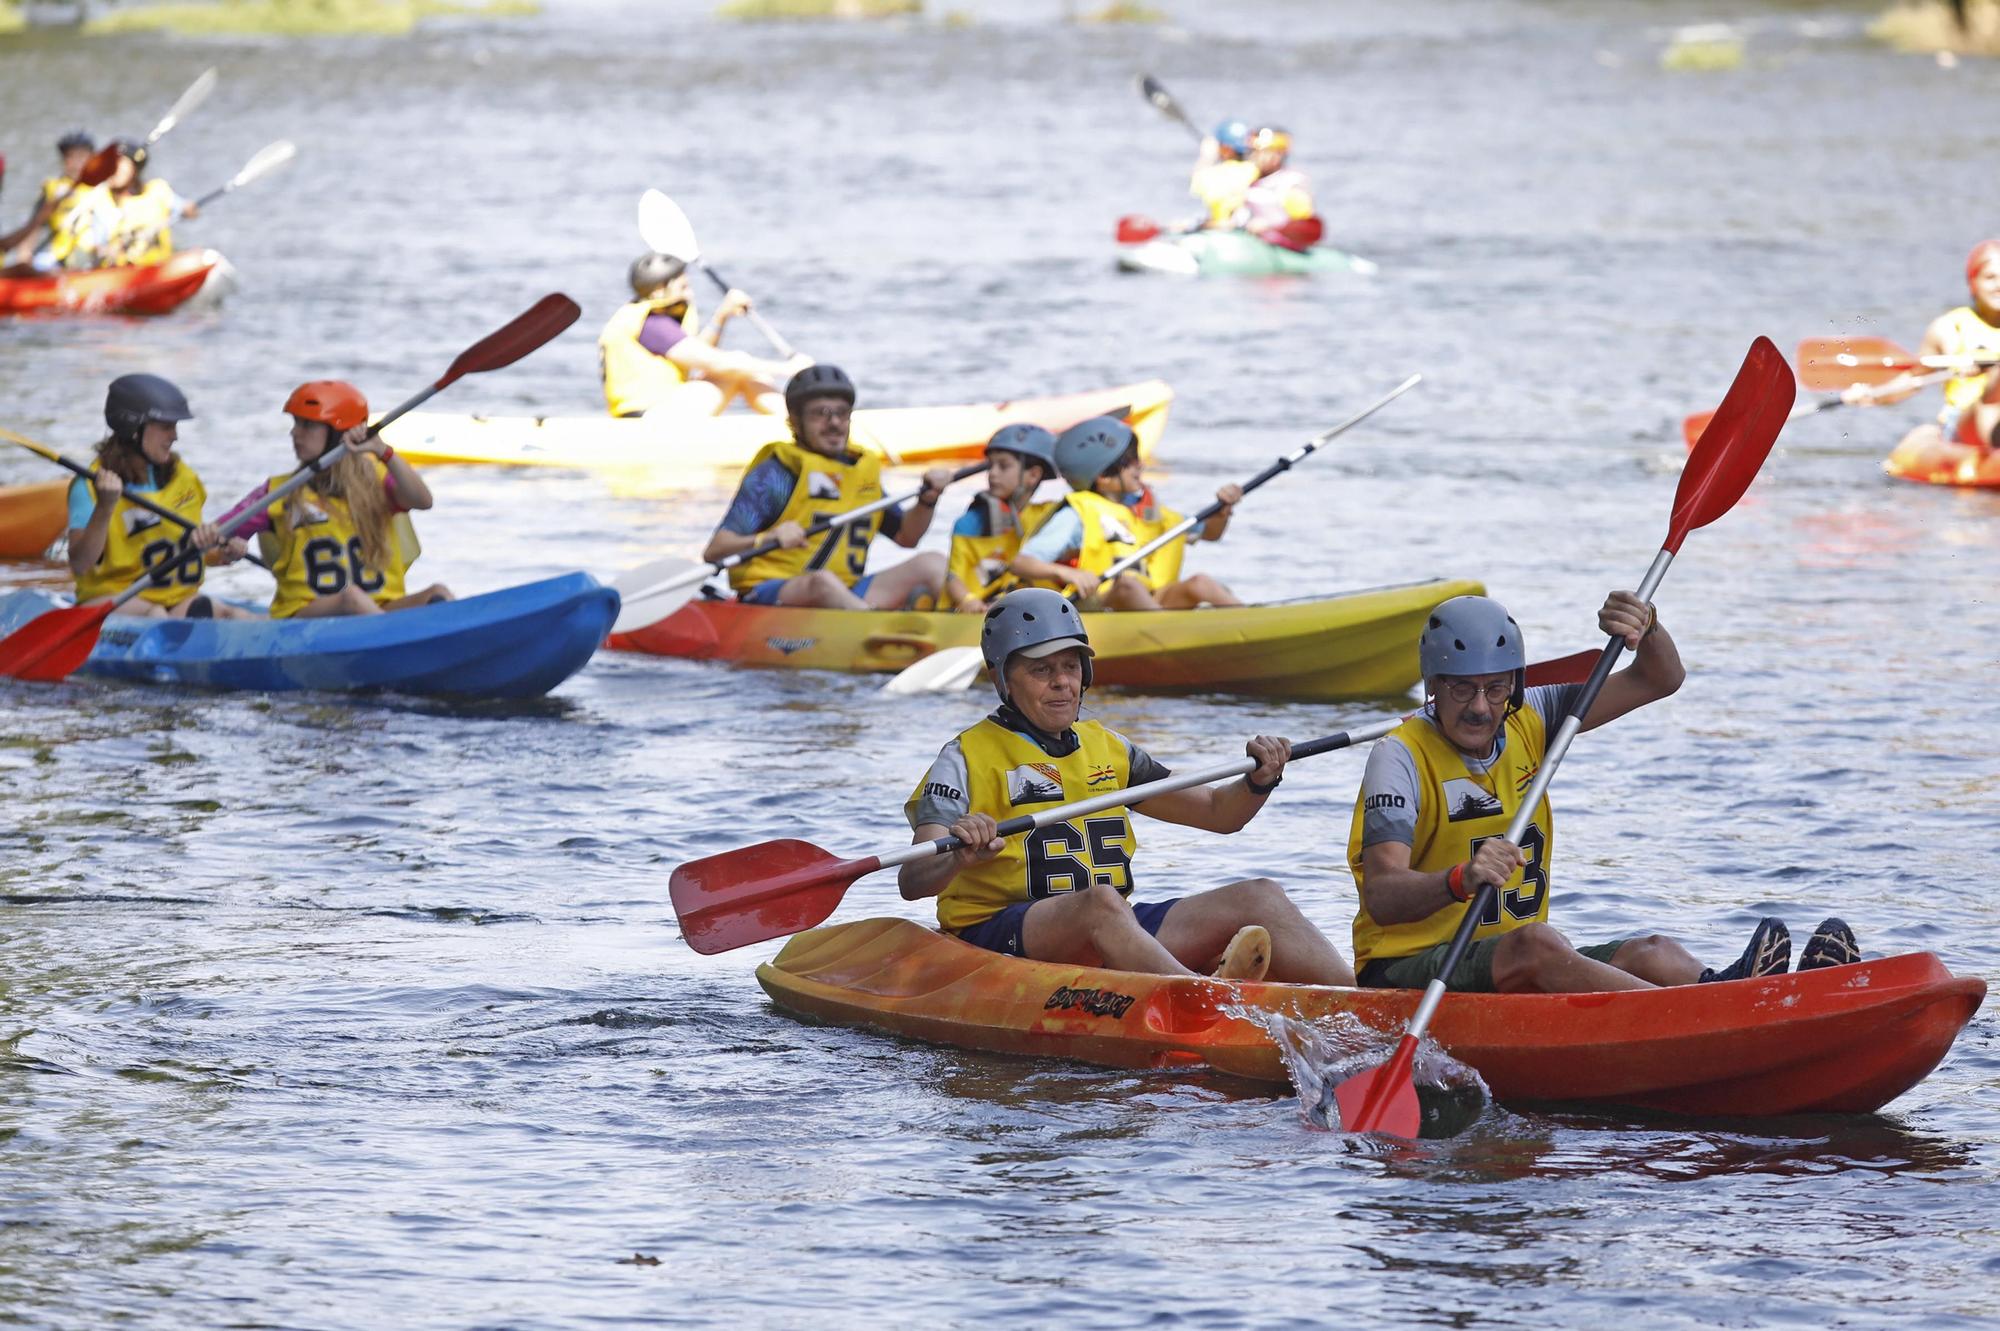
{"left": 1357, "top": 683, "right": 1582, "bottom": 849}
{"left": 906, "top": 724, "right": 1171, "bottom": 831}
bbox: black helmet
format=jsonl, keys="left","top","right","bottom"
{"left": 628, "top": 251, "right": 686, "bottom": 298}
{"left": 784, "top": 364, "right": 856, "bottom": 418}
{"left": 105, "top": 373, "right": 193, "bottom": 441}
{"left": 57, "top": 130, "right": 94, "bottom": 153}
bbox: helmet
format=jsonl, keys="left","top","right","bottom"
{"left": 284, "top": 380, "right": 369, "bottom": 432}
{"left": 56, "top": 130, "right": 93, "bottom": 153}
{"left": 984, "top": 423, "right": 1059, "bottom": 477}
{"left": 1967, "top": 239, "right": 2000, "bottom": 289}
{"left": 629, "top": 251, "right": 686, "bottom": 298}
{"left": 1213, "top": 119, "right": 1251, "bottom": 156}
{"left": 104, "top": 373, "right": 193, "bottom": 440}
{"left": 785, "top": 363, "right": 856, "bottom": 417}
{"left": 1054, "top": 416, "right": 1135, "bottom": 491}
{"left": 1250, "top": 126, "right": 1291, "bottom": 156}
{"left": 980, "top": 587, "right": 1094, "bottom": 702}
{"left": 1418, "top": 595, "right": 1525, "bottom": 684}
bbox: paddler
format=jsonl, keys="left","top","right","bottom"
{"left": 66, "top": 374, "right": 253, "bottom": 620}
{"left": 1011, "top": 416, "right": 1242, "bottom": 610}
{"left": 1, "top": 130, "right": 94, "bottom": 269}
{"left": 700, "top": 365, "right": 952, "bottom": 610}
{"left": 1858, "top": 239, "right": 2000, "bottom": 468}
{"left": 219, "top": 381, "right": 452, "bottom": 619}
{"left": 944, "top": 423, "right": 1062, "bottom": 613}
{"left": 1189, "top": 119, "right": 1258, "bottom": 230}
{"left": 1347, "top": 594, "right": 1861, "bottom": 994}
{"left": 1232, "top": 126, "right": 1323, "bottom": 252}
{"left": 901, "top": 587, "right": 1356, "bottom": 983}
{"left": 597, "top": 251, "right": 802, "bottom": 419}
{"left": 56, "top": 141, "right": 199, "bottom": 270}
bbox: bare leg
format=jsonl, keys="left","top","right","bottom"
{"left": 1101, "top": 573, "right": 1162, "bottom": 611}
{"left": 861, "top": 553, "right": 946, "bottom": 610}
{"left": 103, "top": 599, "right": 169, "bottom": 619}
{"left": 383, "top": 584, "right": 453, "bottom": 610}
{"left": 1607, "top": 933, "right": 1703, "bottom": 986}
{"left": 1020, "top": 883, "right": 1196, "bottom": 975}
{"left": 1157, "top": 573, "right": 1241, "bottom": 608}
{"left": 1490, "top": 922, "right": 1654, "bottom": 993}
{"left": 1153, "top": 878, "right": 1355, "bottom": 984}
{"left": 642, "top": 381, "right": 728, "bottom": 419}
{"left": 291, "top": 586, "right": 383, "bottom": 619}
{"left": 776, "top": 570, "right": 867, "bottom": 609}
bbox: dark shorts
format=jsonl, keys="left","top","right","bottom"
{"left": 1359, "top": 935, "right": 1631, "bottom": 994}
{"left": 954, "top": 896, "right": 1179, "bottom": 959}
{"left": 741, "top": 572, "right": 874, "bottom": 606}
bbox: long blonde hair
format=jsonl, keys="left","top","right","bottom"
{"left": 286, "top": 429, "right": 394, "bottom": 571}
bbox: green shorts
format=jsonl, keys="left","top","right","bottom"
{"left": 1359, "top": 936, "right": 1631, "bottom": 993}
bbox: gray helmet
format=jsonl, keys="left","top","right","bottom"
{"left": 104, "top": 373, "right": 193, "bottom": 441}
{"left": 985, "top": 423, "right": 1059, "bottom": 478}
{"left": 57, "top": 129, "right": 93, "bottom": 153}
{"left": 785, "top": 363, "right": 856, "bottom": 417}
{"left": 1419, "top": 595, "right": 1525, "bottom": 681}
{"left": 1054, "top": 416, "right": 1135, "bottom": 491}
{"left": 629, "top": 251, "right": 686, "bottom": 298}
{"left": 980, "top": 587, "right": 1094, "bottom": 702}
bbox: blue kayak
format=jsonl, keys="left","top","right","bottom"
{"left": 0, "top": 572, "right": 618, "bottom": 699}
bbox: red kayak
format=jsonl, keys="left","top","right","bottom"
{"left": 759, "top": 917, "right": 1986, "bottom": 1118}
{"left": 1883, "top": 435, "right": 2000, "bottom": 488}
{"left": 0, "top": 249, "right": 226, "bottom": 317}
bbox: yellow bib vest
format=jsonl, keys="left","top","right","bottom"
{"left": 598, "top": 298, "right": 701, "bottom": 418}
{"left": 1346, "top": 707, "right": 1555, "bottom": 971}
{"left": 726, "top": 437, "right": 885, "bottom": 593}
{"left": 258, "top": 459, "right": 420, "bottom": 619}
{"left": 48, "top": 181, "right": 111, "bottom": 267}
{"left": 1063, "top": 490, "right": 1185, "bottom": 591}
{"left": 72, "top": 464, "right": 209, "bottom": 608}
{"left": 917, "top": 717, "right": 1139, "bottom": 932}
{"left": 1934, "top": 305, "right": 2000, "bottom": 413}
{"left": 105, "top": 181, "right": 178, "bottom": 267}
{"left": 38, "top": 175, "right": 85, "bottom": 240}
{"left": 1190, "top": 159, "right": 1258, "bottom": 227}
{"left": 949, "top": 494, "right": 1058, "bottom": 599}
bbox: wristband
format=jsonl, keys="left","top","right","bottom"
{"left": 1446, "top": 862, "right": 1470, "bottom": 903}
{"left": 379, "top": 445, "right": 396, "bottom": 463}
{"left": 916, "top": 491, "right": 940, "bottom": 508}
{"left": 1244, "top": 771, "right": 1281, "bottom": 797}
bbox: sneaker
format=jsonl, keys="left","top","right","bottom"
{"left": 1798, "top": 917, "right": 1860, "bottom": 970}
{"left": 1698, "top": 917, "right": 1791, "bottom": 983}
{"left": 1212, "top": 925, "right": 1272, "bottom": 982}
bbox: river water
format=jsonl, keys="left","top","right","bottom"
{"left": 2, "top": 1, "right": 1997, "bottom": 1327}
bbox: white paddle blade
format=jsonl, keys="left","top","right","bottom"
{"left": 1348, "top": 254, "right": 1381, "bottom": 276}
{"left": 609, "top": 556, "right": 711, "bottom": 635}
{"left": 638, "top": 189, "right": 701, "bottom": 263}
{"left": 232, "top": 140, "right": 296, "bottom": 190}
{"left": 880, "top": 646, "right": 986, "bottom": 696}
{"left": 152, "top": 67, "right": 218, "bottom": 143}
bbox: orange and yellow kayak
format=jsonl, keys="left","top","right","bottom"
{"left": 0, "top": 479, "right": 70, "bottom": 558}
{"left": 1883, "top": 435, "right": 2000, "bottom": 488}
{"left": 759, "top": 917, "right": 1987, "bottom": 1117}
{"left": 0, "top": 250, "right": 226, "bottom": 317}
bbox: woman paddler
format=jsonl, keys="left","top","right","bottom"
{"left": 1863, "top": 239, "right": 2000, "bottom": 469}
{"left": 220, "top": 381, "right": 451, "bottom": 619}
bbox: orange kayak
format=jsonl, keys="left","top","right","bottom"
{"left": 1883, "top": 435, "right": 2000, "bottom": 488}
{"left": 0, "top": 250, "right": 226, "bottom": 317}
{"left": 759, "top": 917, "right": 1987, "bottom": 1117}
{"left": 0, "top": 479, "right": 70, "bottom": 558}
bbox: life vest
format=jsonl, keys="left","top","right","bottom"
{"left": 257, "top": 458, "right": 421, "bottom": 619}
{"left": 71, "top": 463, "right": 209, "bottom": 608}
{"left": 48, "top": 181, "right": 113, "bottom": 268}
{"left": 1345, "top": 707, "right": 1555, "bottom": 971}
{"left": 1238, "top": 168, "right": 1316, "bottom": 240}
{"left": 1062, "top": 489, "right": 1185, "bottom": 591}
{"left": 1932, "top": 306, "right": 2000, "bottom": 443}
{"left": 726, "top": 437, "right": 885, "bottom": 593}
{"left": 103, "top": 181, "right": 178, "bottom": 268}
{"left": 597, "top": 298, "right": 702, "bottom": 418}
{"left": 917, "top": 716, "right": 1139, "bottom": 932}
{"left": 949, "top": 493, "right": 1059, "bottom": 599}
{"left": 1190, "top": 159, "right": 1258, "bottom": 227}
{"left": 37, "top": 175, "right": 85, "bottom": 240}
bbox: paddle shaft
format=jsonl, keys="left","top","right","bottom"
{"left": 1140, "top": 75, "right": 1203, "bottom": 139}
{"left": 691, "top": 261, "right": 798, "bottom": 360}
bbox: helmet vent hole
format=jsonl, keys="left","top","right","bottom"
{"left": 1452, "top": 637, "right": 1466, "bottom": 651}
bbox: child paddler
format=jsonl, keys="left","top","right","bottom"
{"left": 701, "top": 364, "right": 953, "bottom": 610}
{"left": 1346, "top": 594, "right": 1863, "bottom": 995}
{"left": 1012, "top": 416, "right": 1243, "bottom": 610}
{"left": 219, "top": 381, "right": 451, "bottom": 619}
{"left": 900, "top": 587, "right": 1356, "bottom": 984}
{"left": 65, "top": 374, "right": 253, "bottom": 620}
{"left": 1, "top": 130, "right": 93, "bottom": 269}
{"left": 944, "top": 423, "right": 1062, "bottom": 613}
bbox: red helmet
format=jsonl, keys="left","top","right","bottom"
{"left": 1967, "top": 239, "right": 2000, "bottom": 289}
{"left": 284, "top": 380, "right": 368, "bottom": 432}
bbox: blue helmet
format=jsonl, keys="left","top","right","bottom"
{"left": 1213, "top": 120, "right": 1251, "bottom": 157}
{"left": 984, "top": 423, "right": 1059, "bottom": 477}
{"left": 1419, "top": 596, "right": 1525, "bottom": 683}
{"left": 1054, "top": 417, "right": 1135, "bottom": 491}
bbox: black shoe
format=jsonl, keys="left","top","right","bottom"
{"left": 1699, "top": 917, "right": 1791, "bottom": 983}
{"left": 1798, "top": 917, "right": 1860, "bottom": 970}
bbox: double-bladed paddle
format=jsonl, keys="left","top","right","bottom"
{"left": 1796, "top": 335, "right": 1999, "bottom": 390}
{"left": 637, "top": 189, "right": 799, "bottom": 361}
{"left": 1680, "top": 370, "right": 1951, "bottom": 449}
{"left": 1139, "top": 74, "right": 1204, "bottom": 140}
{"left": 74, "top": 67, "right": 220, "bottom": 190}
{"left": 1334, "top": 337, "right": 1796, "bottom": 1139}
{"left": 186, "top": 140, "right": 295, "bottom": 212}
{"left": 880, "top": 375, "right": 1424, "bottom": 696}
{"left": 0, "top": 292, "right": 581, "bottom": 683}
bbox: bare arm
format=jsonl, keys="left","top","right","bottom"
{"left": 1133, "top": 736, "right": 1286, "bottom": 834}
{"left": 899, "top": 815, "right": 1003, "bottom": 901}
{"left": 1577, "top": 590, "right": 1684, "bottom": 732}
{"left": 1358, "top": 837, "right": 1523, "bottom": 926}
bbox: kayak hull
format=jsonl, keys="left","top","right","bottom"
{"left": 758, "top": 917, "right": 1987, "bottom": 1118}
{"left": 609, "top": 578, "right": 1484, "bottom": 700}
{"left": 381, "top": 379, "right": 1173, "bottom": 473}
{"left": 1883, "top": 436, "right": 2000, "bottom": 488}
{"left": 0, "top": 479, "right": 69, "bottom": 558}
{"left": 0, "top": 572, "right": 616, "bottom": 698}
{"left": 0, "top": 249, "right": 228, "bottom": 316}
{"left": 1117, "top": 232, "right": 1374, "bottom": 278}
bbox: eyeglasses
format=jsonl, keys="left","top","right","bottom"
{"left": 803, "top": 403, "right": 851, "bottom": 425}
{"left": 1440, "top": 679, "right": 1513, "bottom": 707}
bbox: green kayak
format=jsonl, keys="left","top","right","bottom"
{"left": 1116, "top": 230, "right": 1378, "bottom": 277}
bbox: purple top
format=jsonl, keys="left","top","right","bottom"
{"left": 637, "top": 312, "right": 690, "bottom": 357}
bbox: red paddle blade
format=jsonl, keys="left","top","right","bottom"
{"left": 1795, "top": 335, "right": 1914, "bottom": 390}
{"left": 1333, "top": 1033, "right": 1423, "bottom": 1137}
{"left": 1524, "top": 649, "right": 1595, "bottom": 686}
{"left": 77, "top": 145, "right": 120, "bottom": 187}
{"left": 0, "top": 601, "right": 115, "bottom": 682}
{"left": 670, "top": 838, "right": 879, "bottom": 955}
{"left": 1681, "top": 409, "right": 1714, "bottom": 450}
{"left": 1116, "top": 215, "right": 1161, "bottom": 245}
{"left": 1668, "top": 337, "right": 1795, "bottom": 553}
{"left": 436, "top": 293, "right": 581, "bottom": 389}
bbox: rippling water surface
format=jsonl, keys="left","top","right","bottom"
{"left": 2, "top": 1, "right": 1998, "bottom": 1326}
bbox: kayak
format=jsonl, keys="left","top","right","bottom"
{"left": 380, "top": 379, "right": 1173, "bottom": 473}
{"left": 0, "top": 572, "right": 616, "bottom": 698}
{"left": 0, "top": 479, "right": 69, "bottom": 558}
{"left": 1117, "top": 232, "right": 1376, "bottom": 278}
{"left": 0, "top": 250, "right": 232, "bottom": 317}
{"left": 759, "top": 917, "right": 1988, "bottom": 1118}
{"left": 608, "top": 578, "right": 1483, "bottom": 700}
{"left": 1883, "top": 436, "right": 2000, "bottom": 488}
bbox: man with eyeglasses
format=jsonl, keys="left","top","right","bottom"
{"left": 1345, "top": 594, "right": 1856, "bottom": 994}
{"left": 702, "top": 364, "right": 952, "bottom": 609}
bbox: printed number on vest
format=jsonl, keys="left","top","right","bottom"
{"left": 1025, "top": 818, "right": 1133, "bottom": 899}
{"left": 304, "top": 536, "right": 387, "bottom": 597}
{"left": 139, "top": 538, "right": 202, "bottom": 588}
{"left": 1468, "top": 824, "right": 1548, "bottom": 925}
{"left": 806, "top": 513, "right": 871, "bottom": 578}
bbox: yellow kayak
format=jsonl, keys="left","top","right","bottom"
{"left": 608, "top": 578, "right": 1484, "bottom": 700}
{"left": 0, "top": 479, "right": 70, "bottom": 559}
{"left": 381, "top": 379, "right": 1172, "bottom": 473}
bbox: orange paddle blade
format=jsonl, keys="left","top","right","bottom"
{"left": 1796, "top": 335, "right": 1917, "bottom": 391}
{"left": 1668, "top": 336, "right": 1794, "bottom": 553}
{"left": 1524, "top": 649, "right": 1596, "bottom": 686}
{"left": 1116, "top": 215, "right": 1161, "bottom": 245}
{"left": 0, "top": 601, "right": 115, "bottom": 682}
{"left": 670, "top": 838, "right": 881, "bottom": 956}
{"left": 1334, "top": 1033, "right": 1423, "bottom": 1137}
{"left": 1681, "top": 409, "right": 1715, "bottom": 449}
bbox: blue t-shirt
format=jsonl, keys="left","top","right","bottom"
{"left": 718, "top": 456, "right": 905, "bottom": 540}
{"left": 1019, "top": 505, "right": 1084, "bottom": 562}
{"left": 67, "top": 467, "right": 163, "bottom": 529}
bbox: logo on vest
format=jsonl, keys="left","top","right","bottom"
{"left": 807, "top": 473, "right": 841, "bottom": 501}
{"left": 1441, "top": 778, "right": 1503, "bottom": 823}
{"left": 1101, "top": 514, "right": 1138, "bottom": 546}
{"left": 1006, "top": 763, "right": 1064, "bottom": 805}
{"left": 1085, "top": 764, "right": 1117, "bottom": 787}
{"left": 123, "top": 510, "right": 163, "bottom": 537}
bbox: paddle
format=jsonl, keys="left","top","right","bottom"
{"left": 608, "top": 461, "right": 988, "bottom": 636}
{"left": 1795, "top": 336, "right": 2000, "bottom": 391}
{"left": 880, "top": 375, "right": 1423, "bottom": 697}
{"left": 1116, "top": 215, "right": 1170, "bottom": 245}
{"left": 637, "top": 189, "right": 798, "bottom": 361}
{"left": 186, "top": 140, "right": 296, "bottom": 211}
{"left": 1334, "top": 337, "right": 1796, "bottom": 1139}
{"left": 76, "top": 67, "right": 219, "bottom": 190}
{"left": 673, "top": 649, "right": 1598, "bottom": 956}
{"left": 1139, "top": 74, "right": 1204, "bottom": 140}
{"left": 0, "top": 292, "right": 580, "bottom": 683}
{"left": 1680, "top": 370, "right": 1952, "bottom": 448}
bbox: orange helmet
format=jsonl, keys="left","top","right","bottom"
{"left": 1967, "top": 239, "right": 2000, "bottom": 289}
{"left": 284, "top": 380, "right": 368, "bottom": 432}
{"left": 1251, "top": 126, "right": 1291, "bottom": 156}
